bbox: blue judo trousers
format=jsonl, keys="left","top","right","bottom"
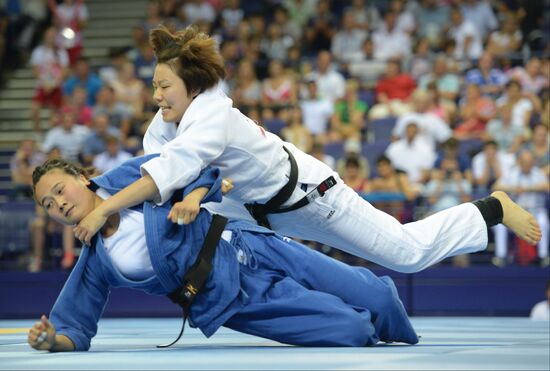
{"left": 48, "top": 155, "right": 418, "bottom": 350}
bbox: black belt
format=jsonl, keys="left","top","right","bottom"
{"left": 244, "top": 147, "right": 337, "bottom": 228}
{"left": 157, "top": 214, "right": 228, "bottom": 348}
{"left": 244, "top": 147, "right": 298, "bottom": 228}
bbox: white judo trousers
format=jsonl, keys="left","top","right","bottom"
{"left": 207, "top": 174, "right": 488, "bottom": 274}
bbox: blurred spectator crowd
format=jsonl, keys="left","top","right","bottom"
{"left": 1, "top": 0, "right": 549, "bottom": 272}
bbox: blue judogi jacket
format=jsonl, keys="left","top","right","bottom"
{"left": 49, "top": 155, "right": 263, "bottom": 351}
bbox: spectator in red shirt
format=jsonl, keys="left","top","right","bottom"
{"left": 369, "top": 59, "right": 416, "bottom": 120}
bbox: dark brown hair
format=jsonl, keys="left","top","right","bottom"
{"left": 32, "top": 159, "right": 96, "bottom": 198}
{"left": 149, "top": 25, "right": 226, "bottom": 94}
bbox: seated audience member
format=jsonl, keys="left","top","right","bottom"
{"left": 507, "top": 57, "right": 549, "bottom": 96}
{"left": 492, "top": 150, "right": 549, "bottom": 267}
{"left": 110, "top": 61, "right": 145, "bottom": 119}
{"left": 10, "top": 139, "right": 46, "bottom": 199}
{"left": 425, "top": 162, "right": 472, "bottom": 214}
{"left": 386, "top": 122, "right": 436, "bottom": 185}
{"left": 262, "top": 59, "right": 297, "bottom": 110}
{"left": 465, "top": 52, "right": 508, "bottom": 100}
{"left": 521, "top": 124, "right": 549, "bottom": 177}
{"left": 63, "top": 57, "right": 102, "bottom": 106}
{"left": 329, "top": 79, "right": 367, "bottom": 142}
{"left": 369, "top": 59, "right": 416, "bottom": 120}
{"left": 486, "top": 14, "right": 522, "bottom": 57}
{"left": 331, "top": 10, "right": 368, "bottom": 65}
{"left": 472, "top": 140, "right": 515, "bottom": 194}
{"left": 433, "top": 137, "right": 473, "bottom": 184}
{"left": 392, "top": 89, "right": 452, "bottom": 150}
{"left": 336, "top": 139, "right": 370, "bottom": 181}
{"left": 372, "top": 10, "right": 412, "bottom": 61}
{"left": 41, "top": 107, "right": 91, "bottom": 162}
{"left": 92, "top": 136, "right": 133, "bottom": 174}
{"left": 340, "top": 155, "right": 369, "bottom": 193}
{"left": 370, "top": 154, "right": 419, "bottom": 201}
{"left": 231, "top": 59, "right": 262, "bottom": 109}
{"left": 81, "top": 113, "right": 121, "bottom": 166}
{"left": 93, "top": 86, "right": 133, "bottom": 143}
{"left": 416, "top": 0, "right": 450, "bottom": 49}
{"left": 496, "top": 80, "right": 535, "bottom": 129}
{"left": 66, "top": 86, "right": 93, "bottom": 126}
{"left": 486, "top": 104, "right": 524, "bottom": 153}
{"left": 299, "top": 79, "right": 334, "bottom": 143}
{"left": 308, "top": 50, "right": 346, "bottom": 104}
{"left": 425, "top": 82, "right": 457, "bottom": 124}
{"left": 418, "top": 54, "right": 460, "bottom": 104}
{"left": 454, "top": 84, "right": 496, "bottom": 140}
{"left": 409, "top": 37, "right": 433, "bottom": 81}
{"left": 347, "top": 38, "right": 387, "bottom": 87}
{"left": 280, "top": 106, "right": 313, "bottom": 154}
{"left": 447, "top": 6, "right": 483, "bottom": 61}
{"left": 368, "top": 155, "right": 418, "bottom": 222}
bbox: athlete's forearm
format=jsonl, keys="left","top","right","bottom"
{"left": 97, "top": 175, "right": 160, "bottom": 217}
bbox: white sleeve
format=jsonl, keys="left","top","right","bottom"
{"left": 393, "top": 116, "right": 407, "bottom": 138}
{"left": 431, "top": 116, "right": 452, "bottom": 143}
{"left": 41, "top": 130, "right": 57, "bottom": 153}
{"left": 140, "top": 109, "right": 230, "bottom": 205}
{"left": 142, "top": 110, "right": 168, "bottom": 155}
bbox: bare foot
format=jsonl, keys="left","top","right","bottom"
{"left": 491, "top": 191, "right": 542, "bottom": 245}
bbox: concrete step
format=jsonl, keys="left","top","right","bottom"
{"left": 0, "top": 101, "right": 31, "bottom": 110}
{"left": 0, "top": 121, "right": 51, "bottom": 132}
{"left": 13, "top": 69, "right": 33, "bottom": 79}
{"left": 0, "top": 109, "right": 49, "bottom": 120}
{"left": 83, "top": 37, "right": 133, "bottom": 49}
{"left": 0, "top": 132, "right": 39, "bottom": 143}
{"left": 83, "top": 28, "right": 134, "bottom": 38}
{"left": 88, "top": 7, "right": 146, "bottom": 19}
{"left": 0, "top": 90, "right": 34, "bottom": 100}
{"left": 5, "top": 79, "right": 36, "bottom": 90}
{"left": 87, "top": 19, "right": 141, "bottom": 30}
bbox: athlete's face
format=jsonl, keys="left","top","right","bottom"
{"left": 34, "top": 170, "right": 96, "bottom": 226}
{"left": 152, "top": 63, "right": 196, "bottom": 123}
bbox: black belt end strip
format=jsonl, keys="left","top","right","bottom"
{"left": 157, "top": 214, "right": 228, "bottom": 348}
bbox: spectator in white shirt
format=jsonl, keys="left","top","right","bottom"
{"left": 308, "top": 50, "right": 346, "bottom": 103}
{"left": 460, "top": 0, "right": 498, "bottom": 40}
{"left": 300, "top": 79, "right": 334, "bottom": 142}
{"left": 372, "top": 10, "right": 412, "bottom": 61}
{"left": 386, "top": 122, "right": 436, "bottom": 184}
{"left": 331, "top": 10, "right": 368, "bottom": 64}
{"left": 472, "top": 140, "right": 515, "bottom": 194}
{"left": 448, "top": 7, "right": 483, "bottom": 60}
{"left": 496, "top": 80, "right": 535, "bottom": 129}
{"left": 392, "top": 89, "right": 452, "bottom": 150}
{"left": 92, "top": 136, "right": 133, "bottom": 174}
{"left": 42, "top": 107, "right": 90, "bottom": 162}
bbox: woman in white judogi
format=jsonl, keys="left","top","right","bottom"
{"left": 73, "top": 26, "right": 541, "bottom": 274}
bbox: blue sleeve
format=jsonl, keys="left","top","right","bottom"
{"left": 181, "top": 166, "right": 223, "bottom": 204}
{"left": 49, "top": 248, "right": 110, "bottom": 351}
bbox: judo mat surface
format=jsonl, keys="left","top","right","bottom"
{"left": 1, "top": 317, "right": 548, "bottom": 370}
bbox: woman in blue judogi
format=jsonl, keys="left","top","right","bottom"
{"left": 28, "top": 155, "right": 418, "bottom": 352}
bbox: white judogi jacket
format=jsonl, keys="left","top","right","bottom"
{"left": 142, "top": 83, "right": 333, "bottom": 207}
